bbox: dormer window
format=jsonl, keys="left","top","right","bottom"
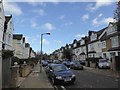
{"left": 69, "top": 45, "right": 71, "bottom": 49}
{"left": 74, "top": 43, "right": 76, "bottom": 47}
{"left": 107, "top": 24, "right": 117, "bottom": 35}
{"left": 90, "top": 33, "right": 97, "bottom": 41}
{"left": 81, "top": 40, "right": 85, "bottom": 45}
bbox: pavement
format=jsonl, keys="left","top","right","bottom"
{"left": 17, "top": 64, "right": 119, "bottom": 89}
{"left": 18, "top": 63, "right": 54, "bottom": 89}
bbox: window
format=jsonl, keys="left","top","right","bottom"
{"left": 76, "top": 49, "right": 79, "bottom": 53}
{"left": 107, "top": 25, "right": 117, "bottom": 35}
{"left": 111, "top": 36, "right": 118, "bottom": 48}
{"left": 103, "top": 53, "right": 107, "bottom": 59}
{"left": 91, "top": 33, "right": 97, "bottom": 41}
{"left": 74, "top": 43, "right": 76, "bottom": 47}
{"left": 81, "top": 40, "right": 85, "bottom": 45}
{"left": 8, "top": 34, "right": 11, "bottom": 43}
{"left": 90, "top": 44, "right": 94, "bottom": 51}
{"left": 102, "top": 41, "right": 106, "bottom": 48}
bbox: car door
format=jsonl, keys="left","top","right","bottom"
{"left": 48, "top": 66, "right": 54, "bottom": 79}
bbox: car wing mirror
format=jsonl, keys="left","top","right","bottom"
{"left": 50, "top": 69, "right": 53, "bottom": 72}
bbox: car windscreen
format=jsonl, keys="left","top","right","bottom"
{"left": 99, "top": 59, "right": 107, "bottom": 63}
{"left": 52, "top": 65, "right": 68, "bottom": 72}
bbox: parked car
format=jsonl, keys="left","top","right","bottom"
{"left": 98, "top": 59, "right": 110, "bottom": 69}
{"left": 53, "top": 60, "right": 61, "bottom": 64}
{"left": 79, "top": 60, "right": 86, "bottom": 65}
{"left": 70, "top": 61, "right": 83, "bottom": 70}
{"left": 46, "top": 60, "right": 53, "bottom": 63}
{"left": 62, "top": 60, "right": 71, "bottom": 68}
{"left": 45, "top": 64, "right": 76, "bottom": 85}
{"left": 41, "top": 60, "right": 48, "bottom": 67}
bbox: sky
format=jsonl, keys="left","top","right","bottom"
{"left": 3, "top": 0, "right": 117, "bottom": 54}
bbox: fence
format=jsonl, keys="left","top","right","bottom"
{"left": 2, "top": 58, "right": 12, "bottom": 88}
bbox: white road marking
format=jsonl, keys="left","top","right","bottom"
{"left": 61, "top": 85, "right": 66, "bottom": 90}
{"left": 54, "top": 85, "right": 58, "bottom": 90}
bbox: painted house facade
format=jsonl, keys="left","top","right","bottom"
{"left": 0, "top": 1, "right": 5, "bottom": 89}
{"left": 87, "top": 29, "right": 105, "bottom": 58}
{"left": 100, "top": 22, "right": 120, "bottom": 60}
{"left": 2, "top": 15, "right": 14, "bottom": 51}
{"left": 13, "top": 34, "right": 24, "bottom": 59}
{"left": 71, "top": 39, "right": 78, "bottom": 60}
{"left": 24, "top": 43, "right": 30, "bottom": 59}
{"left": 79, "top": 37, "right": 88, "bottom": 61}
{"left": 29, "top": 47, "right": 36, "bottom": 58}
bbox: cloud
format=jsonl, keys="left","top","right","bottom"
{"left": 31, "top": 21, "right": 37, "bottom": 28}
{"left": 75, "top": 34, "right": 86, "bottom": 39}
{"left": 54, "top": 40, "right": 62, "bottom": 45}
{"left": 42, "top": 38, "right": 50, "bottom": 45}
{"left": 3, "top": 2, "right": 23, "bottom": 16}
{"left": 82, "top": 14, "right": 89, "bottom": 21}
{"left": 28, "top": 2, "right": 46, "bottom": 7}
{"left": 64, "top": 22, "right": 73, "bottom": 26}
{"left": 32, "top": 9, "right": 46, "bottom": 16}
{"left": 3, "top": 0, "right": 116, "bottom": 2}
{"left": 92, "top": 14, "right": 115, "bottom": 26}
{"left": 42, "top": 22, "right": 56, "bottom": 30}
{"left": 86, "top": 0, "right": 113, "bottom": 12}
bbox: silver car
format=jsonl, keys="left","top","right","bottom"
{"left": 98, "top": 59, "right": 110, "bottom": 69}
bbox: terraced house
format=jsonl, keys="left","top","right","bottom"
{"left": 2, "top": 15, "right": 14, "bottom": 89}
{"left": 87, "top": 28, "right": 106, "bottom": 58}
{"left": 3, "top": 15, "right": 14, "bottom": 51}
{"left": 51, "top": 22, "right": 120, "bottom": 69}
{"left": 13, "top": 34, "right": 24, "bottom": 59}
{"left": 100, "top": 22, "right": 120, "bottom": 60}
{"left": 0, "top": 1, "right": 5, "bottom": 89}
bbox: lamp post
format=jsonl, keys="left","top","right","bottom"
{"left": 40, "top": 32, "right": 50, "bottom": 73}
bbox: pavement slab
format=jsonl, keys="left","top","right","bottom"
{"left": 19, "top": 64, "right": 54, "bottom": 89}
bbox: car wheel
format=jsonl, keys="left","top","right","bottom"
{"left": 70, "top": 81, "right": 75, "bottom": 85}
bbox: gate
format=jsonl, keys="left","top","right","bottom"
{"left": 115, "top": 56, "right": 120, "bottom": 72}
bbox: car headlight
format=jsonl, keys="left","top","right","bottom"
{"left": 56, "top": 76, "right": 62, "bottom": 79}
{"left": 72, "top": 74, "right": 75, "bottom": 77}
{"left": 106, "top": 63, "right": 110, "bottom": 66}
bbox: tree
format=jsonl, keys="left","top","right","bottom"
{"left": 62, "top": 49, "right": 72, "bottom": 60}
{"left": 114, "top": 1, "right": 120, "bottom": 29}
{"left": 36, "top": 51, "right": 50, "bottom": 60}
{"left": 114, "top": 1, "right": 120, "bottom": 22}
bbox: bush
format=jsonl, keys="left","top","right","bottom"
{"left": 11, "top": 56, "right": 20, "bottom": 66}
{"left": 2, "top": 50, "right": 14, "bottom": 59}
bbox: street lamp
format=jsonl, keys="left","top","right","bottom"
{"left": 40, "top": 32, "right": 50, "bottom": 73}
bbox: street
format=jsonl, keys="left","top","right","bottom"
{"left": 51, "top": 67, "right": 119, "bottom": 90}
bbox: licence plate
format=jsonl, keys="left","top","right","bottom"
{"left": 64, "top": 78, "right": 71, "bottom": 81}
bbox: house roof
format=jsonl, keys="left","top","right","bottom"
{"left": 80, "top": 52, "right": 85, "bottom": 55}
{"left": 87, "top": 27, "right": 106, "bottom": 44}
{"left": 5, "top": 15, "right": 12, "bottom": 24}
{"left": 108, "top": 47, "right": 120, "bottom": 51}
{"left": 88, "top": 51, "right": 96, "bottom": 54}
{"left": 25, "top": 43, "right": 30, "bottom": 47}
{"left": 13, "top": 34, "right": 23, "bottom": 40}
{"left": 100, "top": 32, "right": 120, "bottom": 41}
{"left": 23, "top": 37, "right": 25, "bottom": 43}
{"left": 97, "top": 27, "right": 107, "bottom": 37}
{"left": 4, "top": 15, "right": 12, "bottom": 31}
